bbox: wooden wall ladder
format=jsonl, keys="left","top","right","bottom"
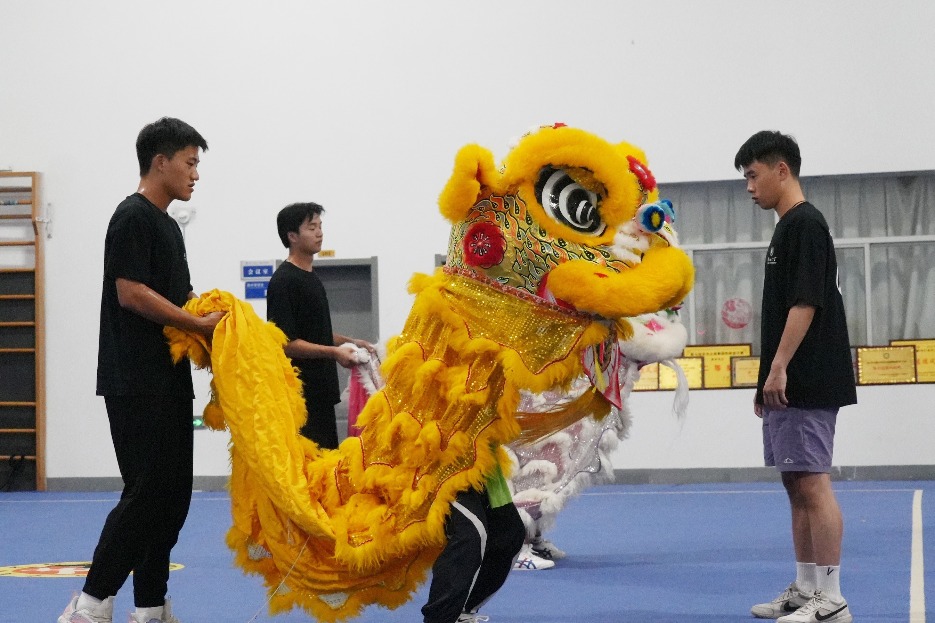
{"left": 0, "top": 171, "right": 45, "bottom": 490}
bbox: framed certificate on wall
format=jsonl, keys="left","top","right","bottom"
{"left": 731, "top": 356, "right": 760, "bottom": 388}
{"left": 659, "top": 357, "right": 704, "bottom": 390}
{"left": 632, "top": 362, "right": 659, "bottom": 391}
{"left": 856, "top": 345, "right": 917, "bottom": 385}
{"left": 890, "top": 339, "right": 935, "bottom": 383}
{"left": 682, "top": 344, "right": 752, "bottom": 389}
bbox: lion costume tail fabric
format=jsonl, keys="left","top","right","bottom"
{"left": 166, "top": 270, "right": 609, "bottom": 621}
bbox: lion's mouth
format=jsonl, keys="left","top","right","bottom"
{"left": 533, "top": 215, "right": 689, "bottom": 319}
{"left": 536, "top": 220, "right": 660, "bottom": 312}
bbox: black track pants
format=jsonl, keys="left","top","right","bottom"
{"left": 422, "top": 488, "right": 525, "bottom": 623}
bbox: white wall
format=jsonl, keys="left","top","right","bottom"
{"left": 1, "top": 1, "right": 933, "bottom": 481}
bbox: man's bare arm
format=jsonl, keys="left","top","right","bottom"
{"left": 116, "top": 278, "right": 222, "bottom": 337}
{"left": 283, "top": 338, "right": 358, "bottom": 368}
{"left": 761, "top": 303, "right": 816, "bottom": 409}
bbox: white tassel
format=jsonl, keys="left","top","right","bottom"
{"left": 660, "top": 358, "right": 689, "bottom": 420}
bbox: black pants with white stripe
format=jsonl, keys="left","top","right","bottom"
{"left": 422, "top": 488, "right": 526, "bottom": 623}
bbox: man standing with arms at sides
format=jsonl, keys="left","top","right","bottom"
{"left": 266, "top": 202, "right": 375, "bottom": 449}
{"left": 735, "top": 131, "right": 856, "bottom": 623}
{"left": 59, "top": 118, "right": 224, "bottom": 623}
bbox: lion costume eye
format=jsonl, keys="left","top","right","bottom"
{"left": 535, "top": 166, "right": 606, "bottom": 235}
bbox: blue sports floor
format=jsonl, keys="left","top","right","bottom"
{"left": 1, "top": 481, "right": 931, "bottom": 623}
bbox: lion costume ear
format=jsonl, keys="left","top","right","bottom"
{"left": 617, "top": 140, "right": 648, "bottom": 164}
{"left": 438, "top": 144, "right": 500, "bottom": 222}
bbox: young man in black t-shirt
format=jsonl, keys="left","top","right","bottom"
{"left": 266, "top": 202, "right": 375, "bottom": 449}
{"left": 735, "top": 131, "right": 856, "bottom": 623}
{"left": 59, "top": 118, "right": 223, "bottom": 623}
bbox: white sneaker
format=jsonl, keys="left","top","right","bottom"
{"left": 58, "top": 594, "right": 114, "bottom": 623}
{"left": 530, "top": 537, "right": 566, "bottom": 560}
{"left": 750, "top": 583, "right": 811, "bottom": 619}
{"left": 776, "top": 591, "right": 851, "bottom": 623}
{"left": 511, "top": 543, "right": 555, "bottom": 571}
{"left": 456, "top": 614, "right": 489, "bottom": 623}
{"left": 128, "top": 597, "right": 181, "bottom": 623}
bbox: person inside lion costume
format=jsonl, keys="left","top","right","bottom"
{"left": 166, "top": 124, "right": 694, "bottom": 621}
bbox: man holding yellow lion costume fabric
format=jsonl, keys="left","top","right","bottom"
{"left": 166, "top": 124, "right": 694, "bottom": 622}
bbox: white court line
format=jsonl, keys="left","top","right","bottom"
{"left": 581, "top": 487, "right": 923, "bottom": 496}
{"left": 911, "top": 489, "right": 925, "bottom": 623}
{"left": 1, "top": 488, "right": 919, "bottom": 503}
{"left": 0, "top": 496, "right": 230, "bottom": 504}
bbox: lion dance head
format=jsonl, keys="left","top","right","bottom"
{"left": 440, "top": 123, "right": 694, "bottom": 321}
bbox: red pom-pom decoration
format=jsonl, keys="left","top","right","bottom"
{"left": 463, "top": 222, "right": 506, "bottom": 269}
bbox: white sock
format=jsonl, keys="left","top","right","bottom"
{"left": 76, "top": 593, "right": 114, "bottom": 616}
{"left": 796, "top": 561, "right": 817, "bottom": 594}
{"left": 816, "top": 565, "right": 842, "bottom": 601}
{"left": 76, "top": 592, "right": 102, "bottom": 610}
{"left": 135, "top": 605, "right": 164, "bottom": 622}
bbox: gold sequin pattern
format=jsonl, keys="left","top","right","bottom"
{"left": 440, "top": 271, "right": 600, "bottom": 374}
{"left": 447, "top": 193, "right": 626, "bottom": 295}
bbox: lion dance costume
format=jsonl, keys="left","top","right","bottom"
{"left": 166, "top": 125, "right": 694, "bottom": 620}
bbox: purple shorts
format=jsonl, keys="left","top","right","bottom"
{"left": 762, "top": 406, "right": 838, "bottom": 473}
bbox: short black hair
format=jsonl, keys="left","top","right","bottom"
{"left": 277, "top": 202, "right": 325, "bottom": 248}
{"left": 734, "top": 130, "right": 802, "bottom": 178}
{"left": 136, "top": 117, "right": 208, "bottom": 176}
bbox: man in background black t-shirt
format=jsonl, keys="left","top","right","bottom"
{"left": 266, "top": 202, "right": 375, "bottom": 449}
{"left": 735, "top": 131, "right": 855, "bottom": 623}
{"left": 59, "top": 118, "right": 223, "bottom": 623}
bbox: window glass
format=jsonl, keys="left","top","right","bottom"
{"left": 661, "top": 182, "right": 775, "bottom": 245}
{"left": 869, "top": 242, "right": 935, "bottom": 343}
{"left": 689, "top": 249, "right": 764, "bottom": 352}
{"left": 803, "top": 174, "right": 935, "bottom": 238}
{"left": 662, "top": 172, "right": 933, "bottom": 348}
{"left": 836, "top": 246, "right": 867, "bottom": 345}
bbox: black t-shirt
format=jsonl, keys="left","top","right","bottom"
{"left": 757, "top": 202, "right": 857, "bottom": 408}
{"left": 266, "top": 261, "right": 340, "bottom": 405}
{"left": 97, "top": 193, "right": 194, "bottom": 397}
